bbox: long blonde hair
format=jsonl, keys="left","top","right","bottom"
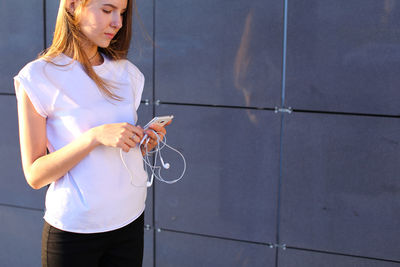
{"left": 40, "top": 0, "right": 134, "bottom": 101}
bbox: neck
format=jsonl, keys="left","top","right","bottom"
{"left": 89, "top": 50, "right": 98, "bottom": 61}
{"left": 87, "top": 47, "right": 103, "bottom": 66}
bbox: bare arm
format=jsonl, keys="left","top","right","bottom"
{"left": 17, "top": 86, "right": 144, "bottom": 189}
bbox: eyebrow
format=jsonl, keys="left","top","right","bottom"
{"left": 102, "top": 4, "right": 126, "bottom": 11}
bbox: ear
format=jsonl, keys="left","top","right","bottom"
{"left": 65, "top": 0, "right": 79, "bottom": 14}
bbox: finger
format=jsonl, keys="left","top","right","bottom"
{"left": 126, "top": 137, "right": 139, "bottom": 150}
{"left": 129, "top": 133, "right": 141, "bottom": 144}
{"left": 144, "top": 129, "right": 158, "bottom": 143}
{"left": 149, "top": 125, "right": 167, "bottom": 137}
{"left": 122, "top": 122, "right": 135, "bottom": 132}
{"left": 121, "top": 143, "right": 131, "bottom": 153}
{"left": 147, "top": 132, "right": 164, "bottom": 146}
{"left": 132, "top": 127, "right": 145, "bottom": 140}
{"left": 141, "top": 139, "right": 153, "bottom": 151}
{"left": 145, "top": 129, "right": 158, "bottom": 141}
{"left": 158, "top": 130, "right": 166, "bottom": 140}
{"left": 123, "top": 123, "right": 145, "bottom": 139}
{"left": 148, "top": 124, "right": 163, "bottom": 131}
{"left": 124, "top": 128, "right": 144, "bottom": 142}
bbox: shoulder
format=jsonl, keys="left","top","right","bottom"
{"left": 109, "top": 58, "right": 145, "bottom": 82}
{"left": 17, "top": 58, "right": 48, "bottom": 79}
{"left": 17, "top": 54, "right": 74, "bottom": 79}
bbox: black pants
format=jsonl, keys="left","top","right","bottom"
{"left": 41, "top": 213, "right": 144, "bottom": 267}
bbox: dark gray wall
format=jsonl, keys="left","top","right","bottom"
{"left": 1, "top": 0, "right": 399, "bottom": 266}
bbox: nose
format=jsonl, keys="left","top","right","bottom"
{"left": 111, "top": 13, "right": 123, "bottom": 29}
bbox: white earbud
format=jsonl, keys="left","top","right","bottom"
{"left": 121, "top": 129, "right": 185, "bottom": 187}
{"left": 160, "top": 156, "right": 170, "bottom": 169}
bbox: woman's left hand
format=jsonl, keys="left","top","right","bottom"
{"left": 141, "top": 120, "right": 172, "bottom": 154}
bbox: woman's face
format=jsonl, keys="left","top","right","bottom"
{"left": 78, "top": 0, "right": 127, "bottom": 49}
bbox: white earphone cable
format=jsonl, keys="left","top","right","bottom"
{"left": 120, "top": 130, "right": 186, "bottom": 187}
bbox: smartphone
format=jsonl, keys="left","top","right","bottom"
{"left": 143, "top": 115, "right": 174, "bottom": 130}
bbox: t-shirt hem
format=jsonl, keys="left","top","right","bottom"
{"left": 43, "top": 206, "right": 145, "bottom": 234}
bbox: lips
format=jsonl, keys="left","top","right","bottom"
{"left": 105, "top": 33, "right": 115, "bottom": 39}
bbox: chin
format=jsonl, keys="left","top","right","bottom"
{"left": 96, "top": 40, "right": 112, "bottom": 48}
{"left": 98, "top": 43, "right": 111, "bottom": 48}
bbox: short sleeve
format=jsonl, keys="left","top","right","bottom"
{"left": 14, "top": 74, "right": 48, "bottom": 118}
{"left": 126, "top": 61, "right": 145, "bottom": 111}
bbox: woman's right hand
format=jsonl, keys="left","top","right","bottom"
{"left": 91, "top": 123, "right": 145, "bottom": 152}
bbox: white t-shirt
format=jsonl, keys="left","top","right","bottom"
{"left": 14, "top": 54, "right": 148, "bottom": 233}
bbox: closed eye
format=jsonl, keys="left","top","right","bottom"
{"left": 102, "top": 3, "right": 126, "bottom": 16}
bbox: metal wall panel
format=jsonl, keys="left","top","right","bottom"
{"left": 285, "top": 0, "right": 400, "bottom": 115}
{"left": 156, "top": 230, "right": 275, "bottom": 267}
{"left": 45, "top": 0, "right": 58, "bottom": 47}
{"left": 0, "top": 205, "right": 43, "bottom": 267}
{"left": 280, "top": 112, "right": 400, "bottom": 261}
{"left": 278, "top": 249, "right": 400, "bottom": 267}
{"left": 0, "top": 96, "right": 46, "bottom": 209}
{"left": 154, "top": 104, "right": 280, "bottom": 243}
{"left": 129, "top": 0, "right": 154, "bottom": 102}
{"left": 3, "top": 1, "right": 399, "bottom": 267}
{"left": 143, "top": 229, "right": 154, "bottom": 267}
{"left": 0, "top": 0, "right": 43, "bottom": 93}
{"left": 155, "top": 0, "right": 283, "bottom": 107}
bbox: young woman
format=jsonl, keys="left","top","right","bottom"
{"left": 14, "top": 0, "right": 166, "bottom": 266}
